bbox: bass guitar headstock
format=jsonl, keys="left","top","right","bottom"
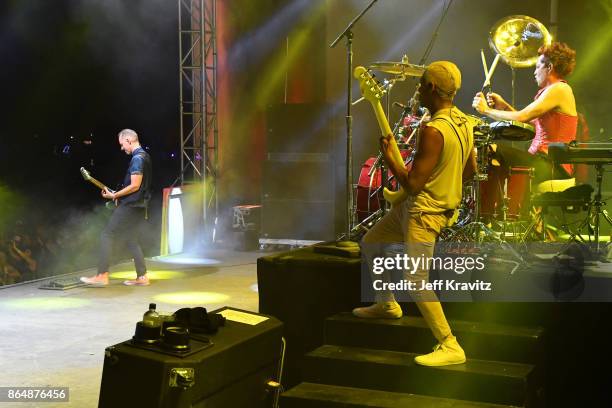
{"left": 80, "top": 167, "right": 92, "bottom": 181}
{"left": 354, "top": 66, "right": 386, "bottom": 105}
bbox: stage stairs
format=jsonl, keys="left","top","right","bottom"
{"left": 280, "top": 312, "right": 545, "bottom": 407}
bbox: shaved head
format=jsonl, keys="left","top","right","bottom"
{"left": 118, "top": 129, "right": 139, "bottom": 143}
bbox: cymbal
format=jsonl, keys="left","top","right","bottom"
{"left": 489, "top": 15, "right": 551, "bottom": 68}
{"left": 369, "top": 61, "right": 426, "bottom": 77}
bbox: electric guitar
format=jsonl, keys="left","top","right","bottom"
{"left": 80, "top": 167, "right": 117, "bottom": 208}
{"left": 354, "top": 66, "right": 409, "bottom": 206}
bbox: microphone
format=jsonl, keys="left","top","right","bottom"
{"left": 394, "top": 102, "right": 427, "bottom": 117}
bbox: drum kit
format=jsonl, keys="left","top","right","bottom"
{"left": 350, "top": 15, "right": 552, "bottom": 245}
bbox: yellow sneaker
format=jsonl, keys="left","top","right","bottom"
{"left": 352, "top": 301, "right": 402, "bottom": 319}
{"left": 414, "top": 334, "right": 466, "bottom": 366}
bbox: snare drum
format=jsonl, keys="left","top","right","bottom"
{"left": 490, "top": 120, "right": 535, "bottom": 141}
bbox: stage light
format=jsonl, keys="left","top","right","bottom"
{"left": 153, "top": 256, "right": 221, "bottom": 266}
{"left": 571, "top": 24, "right": 612, "bottom": 84}
{"left": 109, "top": 270, "right": 186, "bottom": 280}
{"left": 229, "top": 0, "right": 311, "bottom": 68}
{"left": 153, "top": 291, "right": 230, "bottom": 305}
{"left": 168, "top": 187, "right": 184, "bottom": 254}
{"left": 558, "top": 234, "right": 610, "bottom": 242}
{"left": 381, "top": 4, "right": 440, "bottom": 60}
{"left": 2, "top": 297, "right": 91, "bottom": 310}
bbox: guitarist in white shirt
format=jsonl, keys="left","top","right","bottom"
{"left": 353, "top": 61, "right": 476, "bottom": 366}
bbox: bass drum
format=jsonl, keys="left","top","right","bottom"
{"left": 355, "top": 150, "right": 412, "bottom": 222}
{"left": 355, "top": 157, "right": 383, "bottom": 223}
{"left": 479, "top": 165, "right": 532, "bottom": 220}
{"left": 355, "top": 112, "right": 421, "bottom": 223}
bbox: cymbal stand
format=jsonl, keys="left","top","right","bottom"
{"left": 329, "top": 0, "right": 379, "bottom": 240}
{"left": 442, "top": 128, "right": 525, "bottom": 263}
{"left": 591, "top": 163, "right": 612, "bottom": 254}
{"left": 367, "top": 107, "right": 425, "bottom": 202}
{"left": 371, "top": 103, "right": 414, "bottom": 177}
{"left": 494, "top": 168, "right": 527, "bottom": 241}
{"left": 349, "top": 209, "right": 383, "bottom": 241}
{"left": 345, "top": 105, "right": 413, "bottom": 241}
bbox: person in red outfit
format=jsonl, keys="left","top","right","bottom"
{"left": 473, "top": 42, "right": 578, "bottom": 183}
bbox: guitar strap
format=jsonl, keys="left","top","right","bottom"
{"left": 431, "top": 116, "right": 469, "bottom": 226}
{"left": 435, "top": 117, "right": 467, "bottom": 165}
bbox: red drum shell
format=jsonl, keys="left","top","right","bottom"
{"left": 355, "top": 150, "right": 412, "bottom": 222}
{"left": 480, "top": 166, "right": 532, "bottom": 219}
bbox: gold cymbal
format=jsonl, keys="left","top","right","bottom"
{"left": 489, "top": 15, "right": 552, "bottom": 68}
{"left": 368, "top": 61, "right": 426, "bottom": 77}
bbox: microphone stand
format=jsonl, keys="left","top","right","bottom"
{"left": 330, "top": 0, "right": 378, "bottom": 241}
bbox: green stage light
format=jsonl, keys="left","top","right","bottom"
{"left": 2, "top": 297, "right": 91, "bottom": 310}
{"left": 572, "top": 23, "right": 612, "bottom": 84}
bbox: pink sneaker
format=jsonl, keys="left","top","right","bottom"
{"left": 123, "top": 275, "right": 150, "bottom": 286}
{"left": 80, "top": 272, "right": 109, "bottom": 286}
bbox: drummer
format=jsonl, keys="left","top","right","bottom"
{"left": 472, "top": 42, "right": 577, "bottom": 183}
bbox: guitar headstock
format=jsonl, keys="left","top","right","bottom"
{"left": 354, "top": 66, "right": 386, "bottom": 104}
{"left": 80, "top": 167, "right": 91, "bottom": 181}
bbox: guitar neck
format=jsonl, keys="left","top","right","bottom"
{"left": 371, "top": 100, "right": 393, "bottom": 137}
{"left": 88, "top": 177, "right": 115, "bottom": 194}
{"left": 354, "top": 65, "right": 410, "bottom": 206}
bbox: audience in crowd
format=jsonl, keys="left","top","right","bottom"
{"left": 0, "top": 220, "right": 65, "bottom": 286}
{"left": 0, "top": 202, "right": 123, "bottom": 286}
{"left": 0, "top": 250, "right": 22, "bottom": 285}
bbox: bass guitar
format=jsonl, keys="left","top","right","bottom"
{"left": 80, "top": 167, "right": 117, "bottom": 208}
{"left": 354, "top": 66, "right": 409, "bottom": 206}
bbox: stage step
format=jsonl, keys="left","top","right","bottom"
{"left": 302, "top": 345, "right": 535, "bottom": 406}
{"left": 402, "top": 301, "right": 560, "bottom": 327}
{"left": 280, "top": 382, "right": 516, "bottom": 408}
{"left": 325, "top": 313, "right": 544, "bottom": 364}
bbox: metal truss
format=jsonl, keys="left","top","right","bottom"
{"left": 178, "top": 0, "right": 218, "bottom": 238}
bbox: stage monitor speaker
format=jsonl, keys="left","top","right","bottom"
{"left": 98, "top": 307, "right": 282, "bottom": 408}
{"left": 266, "top": 103, "right": 332, "bottom": 154}
{"left": 263, "top": 103, "right": 336, "bottom": 241}
{"left": 261, "top": 198, "right": 335, "bottom": 241}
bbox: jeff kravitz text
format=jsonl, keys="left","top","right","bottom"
{"left": 370, "top": 254, "right": 492, "bottom": 292}
{"left": 373, "top": 279, "right": 492, "bottom": 291}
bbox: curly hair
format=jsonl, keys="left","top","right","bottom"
{"left": 538, "top": 42, "right": 576, "bottom": 78}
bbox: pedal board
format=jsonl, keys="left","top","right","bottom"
{"left": 39, "top": 276, "right": 86, "bottom": 290}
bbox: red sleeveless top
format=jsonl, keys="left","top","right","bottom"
{"left": 528, "top": 81, "right": 578, "bottom": 175}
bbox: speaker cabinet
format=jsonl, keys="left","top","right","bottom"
{"left": 262, "top": 103, "right": 336, "bottom": 241}
{"left": 98, "top": 307, "right": 283, "bottom": 408}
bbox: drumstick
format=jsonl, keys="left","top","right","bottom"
{"left": 482, "top": 53, "right": 500, "bottom": 89}
{"left": 480, "top": 49, "right": 489, "bottom": 79}
{"left": 481, "top": 53, "right": 500, "bottom": 107}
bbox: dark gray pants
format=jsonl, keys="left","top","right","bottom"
{"left": 97, "top": 205, "right": 147, "bottom": 276}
